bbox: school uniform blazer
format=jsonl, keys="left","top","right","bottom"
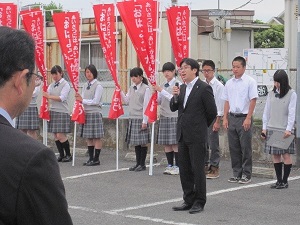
{"left": 170, "top": 79, "right": 217, "bottom": 143}
{"left": 0, "top": 115, "right": 73, "bottom": 225}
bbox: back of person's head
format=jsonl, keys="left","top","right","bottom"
{"left": 85, "top": 64, "right": 98, "bottom": 79}
{"left": 273, "top": 69, "right": 291, "bottom": 98}
{"left": 0, "top": 26, "right": 35, "bottom": 87}
{"left": 51, "top": 65, "right": 63, "bottom": 76}
{"left": 162, "top": 62, "right": 176, "bottom": 72}
{"left": 180, "top": 58, "right": 200, "bottom": 77}
{"left": 130, "top": 67, "right": 148, "bottom": 85}
{"left": 232, "top": 56, "right": 246, "bottom": 67}
{"left": 202, "top": 60, "right": 215, "bottom": 70}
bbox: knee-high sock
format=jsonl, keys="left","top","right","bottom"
{"left": 174, "top": 152, "right": 179, "bottom": 167}
{"left": 273, "top": 162, "right": 283, "bottom": 183}
{"left": 140, "top": 146, "right": 148, "bottom": 167}
{"left": 165, "top": 152, "right": 174, "bottom": 166}
{"left": 94, "top": 149, "right": 101, "bottom": 161}
{"left": 283, "top": 164, "right": 292, "bottom": 183}
{"left": 87, "top": 146, "right": 94, "bottom": 161}
{"left": 135, "top": 145, "right": 141, "bottom": 166}
{"left": 61, "top": 140, "right": 71, "bottom": 156}
{"left": 55, "top": 140, "right": 64, "bottom": 157}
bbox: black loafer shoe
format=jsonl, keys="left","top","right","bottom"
{"left": 134, "top": 165, "right": 146, "bottom": 172}
{"left": 62, "top": 155, "right": 72, "bottom": 162}
{"left": 83, "top": 159, "right": 92, "bottom": 166}
{"left": 270, "top": 181, "right": 280, "bottom": 189}
{"left": 57, "top": 156, "right": 65, "bottom": 162}
{"left": 276, "top": 182, "right": 288, "bottom": 189}
{"left": 172, "top": 202, "right": 192, "bottom": 211}
{"left": 86, "top": 160, "right": 100, "bottom": 166}
{"left": 189, "top": 202, "right": 204, "bottom": 214}
{"left": 129, "top": 165, "right": 139, "bottom": 171}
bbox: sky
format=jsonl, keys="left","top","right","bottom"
{"left": 17, "top": 0, "right": 284, "bottom": 22}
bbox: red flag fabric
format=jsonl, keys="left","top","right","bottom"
{"left": 20, "top": 9, "right": 50, "bottom": 120}
{"left": 108, "top": 88, "right": 124, "bottom": 119}
{"left": 117, "top": 0, "right": 159, "bottom": 122}
{"left": 0, "top": 3, "right": 17, "bottom": 28}
{"left": 166, "top": 6, "right": 190, "bottom": 68}
{"left": 52, "top": 12, "right": 85, "bottom": 124}
{"left": 144, "top": 92, "right": 158, "bottom": 123}
{"left": 93, "top": 3, "right": 124, "bottom": 119}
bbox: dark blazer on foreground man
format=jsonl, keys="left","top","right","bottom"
{"left": 170, "top": 58, "right": 217, "bottom": 214}
{"left": 0, "top": 26, "right": 72, "bottom": 224}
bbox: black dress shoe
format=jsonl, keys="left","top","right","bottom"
{"left": 62, "top": 155, "right": 72, "bottom": 162}
{"left": 270, "top": 181, "right": 280, "bottom": 189}
{"left": 83, "top": 159, "right": 92, "bottom": 166}
{"left": 57, "top": 156, "right": 65, "bottom": 162}
{"left": 189, "top": 202, "right": 204, "bottom": 214}
{"left": 86, "top": 160, "right": 100, "bottom": 166}
{"left": 134, "top": 165, "right": 146, "bottom": 172}
{"left": 275, "top": 182, "right": 288, "bottom": 189}
{"left": 172, "top": 202, "right": 192, "bottom": 211}
{"left": 129, "top": 165, "right": 139, "bottom": 171}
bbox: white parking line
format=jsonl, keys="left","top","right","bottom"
{"left": 68, "top": 175, "right": 300, "bottom": 225}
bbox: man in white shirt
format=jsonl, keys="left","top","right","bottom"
{"left": 222, "top": 56, "right": 258, "bottom": 184}
{"left": 202, "top": 60, "right": 224, "bottom": 179}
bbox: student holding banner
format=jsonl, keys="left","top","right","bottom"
{"left": 16, "top": 75, "right": 43, "bottom": 140}
{"left": 261, "top": 70, "right": 297, "bottom": 189}
{"left": 153, "top": 62, "right": 181, "bottom": 175}
{"left": 43, "top": 65, "right": 72, "bottom": 162}
{"left": 121, "top": 67, "right": 151, "bottom": 172}
{"left": 75, "top": 64, "right": 104, "bottom": 166}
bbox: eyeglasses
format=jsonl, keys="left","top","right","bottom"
{"left": 28, "top": 72, "right": 43, "bottom": 80}
{"left": 201, "top": 69, "right": 214, "bottom": 74}
{"left": 179, "top": 65, "right": 191, "bottom": 71}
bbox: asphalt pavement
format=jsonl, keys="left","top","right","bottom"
{"left": 60, "top": 149, "right": 300, "bottom": 225}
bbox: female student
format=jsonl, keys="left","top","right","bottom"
{"left": 43, "top": 65, "right": 72, "bottom": 162}
{"left": 121, "top": 67, "right": 151, "bottom": 172}
{"left": 262, "top": 70, "right": 297, "bottom": 189}
{"left": 75, "top": 64, "right": 104, "bottom": 166}
{"left": 153, "top": 62, "right": 181, "bottom": 175}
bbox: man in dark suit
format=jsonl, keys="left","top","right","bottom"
{"left": 170, "top": 58, "right": 217, "bottom": 214}
{"left": 0, "top": 26, "right": 73, "bottom": 224}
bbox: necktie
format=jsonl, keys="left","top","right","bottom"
{"left": 164, "top": 83, "right": 170, "bottom": 88}
{"left": 54, "top": 82, "right": 59, "bottom": 87}
{"left": 133, "top": 86, "right": 137, "bottom": 90}
{"left": 87, "top": 82, "right": 92, "bottom": 90}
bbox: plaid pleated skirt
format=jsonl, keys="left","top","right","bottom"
{"left": 125, "top": 118, "right": 150, "bottom": 146}
{"left": 48, "top": 111, "right": 71, "bottom": 133}
{"left": 156, "top": 116, "right": 177, "bottom": 145}
{"left": 78, "top": 112, "right": 104, "bottom": 138}
{"left": 264, "top": 129, "right": 296, "bottom": 155}
{"left": 16, "top": 106, "right": 39, "bottom": 130}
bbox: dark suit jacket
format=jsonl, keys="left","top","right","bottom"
{"left": 0, "top": 115, "right": 73, "bottom": 225}
{"left": 170, "top": 79, "right": 217, "bottom": 143}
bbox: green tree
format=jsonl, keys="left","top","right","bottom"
{"left": 254, "top": 24, "right": 284, "bottom": 48}
{"left": 34, "top": 1, "right": 63, "bottom": 21}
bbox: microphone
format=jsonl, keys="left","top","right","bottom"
{"left": 174, "top": 82, "right": 179, "bottom": 104}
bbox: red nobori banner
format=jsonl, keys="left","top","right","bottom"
{"left": 117, "top": 0, "right": 159, "bottom": 122}
{"left": 166, "top": 6, "right": 190, "bottom": 68}
{"left": 93, "top": 3, "right": 124, "bottom": 119}
{"left": 53, "top": 11, "right": 85, "bottom": 124}
{"left": 20, "top": 9, "right": 50, "bottom": 120}
{"left": 0, "top": 3, "right": 17, "bottom": 28}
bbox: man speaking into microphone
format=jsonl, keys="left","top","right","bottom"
{"left": 170, "top": 58, "right": 217, "bottom": 214}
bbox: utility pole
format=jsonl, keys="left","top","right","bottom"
{"left": 296, "top": 0, "right": 300, "bottom": 167}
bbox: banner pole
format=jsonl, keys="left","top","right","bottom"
{"left": 115, "top": 0, "right": 120, "bottom": 170}
{"left": 149, "top": 122, "right": 156, "bottom": 175}
{"left": 72, "top": 122, "right": 77, "bottom": 166}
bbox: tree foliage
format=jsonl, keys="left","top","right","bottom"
{"left": 254, "top": 24, "right": 284, "bottom": 48}
{"left": 30, "top": 1, "right": 63, "bottom": 21}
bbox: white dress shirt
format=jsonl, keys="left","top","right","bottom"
{"left": 82, "top": 79, "right": 103, "bottom": 106}
{"left": 184, "top": 77, "right": 199, "bottom": 108}
{"left": 204, "top": 76, "right": 224, "bottom": 117}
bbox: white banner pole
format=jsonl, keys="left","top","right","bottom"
{"left": 72, "top": 122, "right": 77, "bottom": 166}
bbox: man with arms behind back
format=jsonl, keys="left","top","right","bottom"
{"left": 0, "top": 26, "right": 73, "bottom": 225}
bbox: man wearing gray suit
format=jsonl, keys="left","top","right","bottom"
{"left": 0, "top": 26, "right": 73, "bottom": 225}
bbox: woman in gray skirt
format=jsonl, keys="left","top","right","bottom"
{"left": 121, "top": 67, "right": 151, "bottom": 172}
{"left": 16, "top": 74, "right": 42, "bottom": 139}
{"left": 153, "top": 62, "right": 181, "bottom": 175}
{"left": 43, "top": 65, "right": 72, "bottom": 162}
{"left": 75, "top": 64, "right": 104, "bottom": 166}
{"left": 261, "top": 70, "right": 297, "bottom": 189}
